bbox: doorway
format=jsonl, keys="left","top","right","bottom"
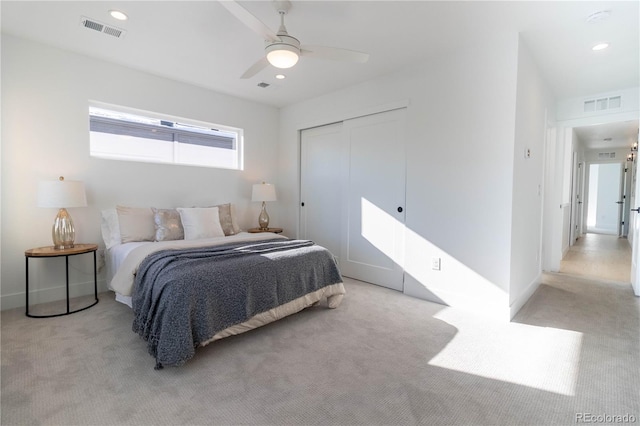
{"left": 585, "top": 162, "right": 623, "bottom": 235}
{"left": 552, "top": 119, "right": 639, "bottom": 286}
{"left": 562, "top": 161, "right": 631, "bottom": 283}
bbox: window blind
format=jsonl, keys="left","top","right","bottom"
{"left": 90, "top": 116, "right": 235, "bottom": 149}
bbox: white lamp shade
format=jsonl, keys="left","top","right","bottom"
{"left": 37, "top": 179, "right": 87, "bottom": 208}
{"left": 252, "top": 183, "right": 276, "bottom": 202}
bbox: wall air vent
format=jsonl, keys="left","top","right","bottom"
{"left": 597, "top": 152, "right": 616, "bottom": 159}
{"left": 584, "top": 95, "right": 621, "bottom": 112}
{"left": 257, "top": 82, "right": 270, "bottom": 88}
{"left": 80, "top": 16, "right": 126, "bottom": 38}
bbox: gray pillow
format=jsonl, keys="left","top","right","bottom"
{"left": 152, "top": 208, "right": 184, "bottom": 241}
{"left": 216, "top": 203, "right": 236, "bottom": 236}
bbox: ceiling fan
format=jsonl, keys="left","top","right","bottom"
{"left": 219, "top": 0, "right": 370, "bottom": 79}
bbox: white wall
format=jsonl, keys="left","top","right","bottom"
{"left": 1, "top": 35, "right": 280, "bottom": 310}
{"left": 557, "top": 87, "right": 640, "bottom": 124}
{"left": 279, "top": 32, "right": 520, "bottom": 319}
{"left": 508, "top": 39, "right": 555, "bottom": 314}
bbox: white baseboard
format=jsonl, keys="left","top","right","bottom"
{"left": 1, "top": 279, "right": 108, "bottom": 311}
{"left": 509, "top": 273, "right": 542, "bottom": 319}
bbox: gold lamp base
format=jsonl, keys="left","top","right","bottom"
{"left": 258, "top": 201, "right": 270, "bottom": 230}
{"left": 52, "top": 208, "right": 75, "bottom": 249}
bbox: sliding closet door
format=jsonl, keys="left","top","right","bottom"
{"left": 341, "top": 108, "right": 406, "bottom": 291}
{"left": 300, "top": 123, "right": 345, "bottom": 259}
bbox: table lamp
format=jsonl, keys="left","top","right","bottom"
{"left": 252, "top": 182, "right": 276, "bottom": 230}
{"left": 37, "top": 176, "right": 87, "bottom": 249}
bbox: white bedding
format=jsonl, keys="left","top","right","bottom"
{"left": 108, "top": 232, "right": 287, "bottom": 296}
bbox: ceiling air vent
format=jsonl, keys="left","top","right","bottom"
{"left": 257, "top": 82, "right": 270, "bottom": 88}
{"left": 80, "top": 16, "right": 126, "bottom": 39}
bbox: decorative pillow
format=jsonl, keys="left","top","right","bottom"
{"left": 152, "top": 208, "right": 184, "bottom": 241}
{"left": 229, "top": 203, "right": 241, "bottom": 234}
{"left": 215, "top": 203, "right": 236, "bottom": 236}
{"left": 177, "top": 207, "right": 225, "bottom": 240}
{"left": 116, "top": 206, "right": 155, "bottom": 243}
{"left": 100, "top": 209, "right": 121, "bottom": 249}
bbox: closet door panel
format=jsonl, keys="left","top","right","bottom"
{"left": 341, "top": 109, "right": 406, "bottom": 291}
{"left": 300, "top": 123, "right": 345, "bottom": 260}
{"left": 300, "top": 108, "right": 406, "bottom": 291}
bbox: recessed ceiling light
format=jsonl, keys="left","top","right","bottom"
{"left": 275, "top": 74, "right": 286, "bottom": 80}
{"left": 109, "top": 10, "right": 128, "bottom": 21}
{"left": 592, "top": 43, "right": 609, "bottom": 51}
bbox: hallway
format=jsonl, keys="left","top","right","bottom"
{"left": 560, "top": 233, "right": 631, "bottom": 282}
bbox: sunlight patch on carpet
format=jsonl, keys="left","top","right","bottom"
{"left": 428, "top": 308, "right": 583, "bottom": 396}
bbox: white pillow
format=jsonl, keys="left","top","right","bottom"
{"left": 177, "top": 207, "right": 225, "bottom": 240}
{"left": 116, "top": 206, "right": 155, "bottom": 243}
{"left": 101, "top": 209, "right": 121, "bottom": 249}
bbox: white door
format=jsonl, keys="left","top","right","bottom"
{"left": 299, "top": 123, "right": 345, "bottom": 259}
{"left": 576, "top": 162, "right": 585, "bottom": 236}
{"left": 617, "top": 164, "right": 626, "bottom": 237}
{"left": 630, "top": 160, "right": 640, "bottom": 296}
{"left": 340, "top": 109, "right": 406, "bottom": 291}
{"left": 622, "top": 165, "right": 631, "bottom": 237}
{"left": 569, "top": 152, "right": 579, "bottom": 244}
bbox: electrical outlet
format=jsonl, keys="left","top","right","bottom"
{"left": 432, "top": 257, "right": 441, "bottom": 271}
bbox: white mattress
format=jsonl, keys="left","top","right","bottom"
{"left": 107, "top": 242, "right": 151, "bottom": 308}
{"left": 106, "top": 241, "right": 150, "bottom": 288}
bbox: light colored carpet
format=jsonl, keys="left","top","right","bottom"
{"left": 560, "top": 233, "right": 631, "bottom": 283}
{"left": 2, "top": 275, "right": 639, "bottom": 425}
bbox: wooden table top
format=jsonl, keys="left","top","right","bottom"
{"left": 25, "top": 244, "right": 98, "bottom": 257}
{"left": 247, "top": 227, "right": 283, "bottom": 233}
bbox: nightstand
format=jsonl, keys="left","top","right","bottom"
{"left": 247, "top": 227, "right": 283, "bottom": 234}
{"left": 25, "top": 244, "right": 99, "bottom": 318}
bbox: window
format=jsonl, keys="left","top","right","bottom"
{"left": 89, "top": 103, "right": 243, "bottom": 170}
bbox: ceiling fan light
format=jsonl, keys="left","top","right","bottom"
{"left": 266, "top": 44, "right": 299, "bottom": 68}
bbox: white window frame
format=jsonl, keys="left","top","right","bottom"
{"left": 89, "top": 101, "right": 244, "bottom": 170}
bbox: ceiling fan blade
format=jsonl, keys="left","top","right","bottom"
{"left": 300, "top": 45, "right": 370, "bottom": 63}
{"left": 241, "top": 57, "right": 270, "bottom": 79}
{"left": 218, "top": 0, "right": 279, "bottom": 42}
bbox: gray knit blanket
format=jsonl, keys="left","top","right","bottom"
{"left": 132, "top": 238, "right": 342, "bottom": 369}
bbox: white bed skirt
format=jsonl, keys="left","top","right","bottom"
{"left": 114, "top": 282, "right": 345, "bottom": 347}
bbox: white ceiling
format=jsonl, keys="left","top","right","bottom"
{"left": 1, "top": 1, "right": 638, "bottom": 108}
{"left": 574, "top": 119, "right": 639, "bottom": 151}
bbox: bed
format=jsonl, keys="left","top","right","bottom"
{"left": 103, "top": 206, "right": 345, "bottom": 369}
